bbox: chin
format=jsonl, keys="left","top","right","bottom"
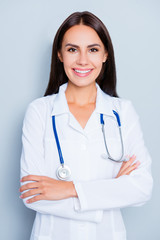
{"left": 70, "top": 80, "right": 96, "bottom": 88}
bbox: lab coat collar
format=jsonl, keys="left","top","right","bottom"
{"left": 51, "top": 83, "right": 70, "bottom": 116}
{"left": 95, "top": 84, "right": 114, "bottom": 117}
{"left": 51, "top": 82, "right": 114, "bottom": 117}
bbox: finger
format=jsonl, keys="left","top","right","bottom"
{"left": 20, "top": 175, "right": 45, "bottom": 183}
{"left": 120, "top": 155, "right": 136, "bottom": 172}
{"left": 26, "top": 194, "right": 43, "bottom": 204}
{"left": 126, "top": 164, "right": 140, "bottom": 175}
{"left": 20, "top": 188, "right": 42, "bottom": 199}
{"left": 133, "top": 161, "right": 141, "bottom": 169}
{"left": 125, "top": 154, "right": 136, "bottom": 165}
{"left": 120, "top": 155, "right": 136, "bottom": 168}
{"left": 19, "top": 182, "right": 39, "bottom": 193}
{"left": 121, "top": 161, "right": 140, "bottom": 175}
{"left": 117, "top": 156, "right": 135, "bottom": 176}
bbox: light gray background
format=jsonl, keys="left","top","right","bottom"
{"left": 0, "top": 0, "right": 159, "bottom": 239}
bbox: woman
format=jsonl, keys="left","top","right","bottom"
{"left": 19, "top": 11, "right": 153, "bottom": 240}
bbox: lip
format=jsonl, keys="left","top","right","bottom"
{"left": 72, "top": 68, "right": 93, "bottom": 77}
{"left": 73, "top": 68, "right": 93, "bottom": 71}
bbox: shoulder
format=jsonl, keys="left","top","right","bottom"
{"left": 102, "top": 91, "right": 139, "bottom": 122}
{"left": 28, "top": 94, "right": 57, "bottom": 109}
{"left": 24, "top": 94, "right": 57, "bottom": 121}
{"left": 102, "top": 91, "right": 133, "bottom": 112}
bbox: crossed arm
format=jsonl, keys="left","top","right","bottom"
{"left": 19, "top": 155, "right": 140, "bottom": 204}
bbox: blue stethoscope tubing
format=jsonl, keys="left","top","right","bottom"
{"left": 52, "top": 115, "right": 64, "bottom": 165}
{"left": 52, "top": 110, "right": 125, "bottom": 180}
{"left": 52, "top": 116, "right": 71, "bottom": 180}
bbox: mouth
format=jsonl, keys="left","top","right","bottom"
{"left": 72, "top": 68, "right": 93, "bottom": 77}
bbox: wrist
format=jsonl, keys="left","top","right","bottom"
{"left": 67, "top": 181, "right": 78, "bottom": 198}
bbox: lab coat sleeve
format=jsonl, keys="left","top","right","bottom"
{"left": 73, "top": 100, "right": 153, "bottom": 212}
{"left": 20, "top": 100, "right": 103, "bottom": 223}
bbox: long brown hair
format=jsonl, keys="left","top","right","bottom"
{"left": 44, "top": 11, "right": 118, "bottom": 97}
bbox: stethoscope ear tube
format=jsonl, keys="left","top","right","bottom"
{"left": 101, "top": 112, "right": 125, "bottom": 162}
{"left": 112, "top": 110, "right": 121, "bottom": 127}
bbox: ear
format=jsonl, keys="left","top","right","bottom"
{"left": 103, "top": 52, "right": 108, "bottom": 63}
{"left": 58, "top": 51, "right": 63, "bottom": 62}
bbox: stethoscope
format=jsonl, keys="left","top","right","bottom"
{"left": 52, "top": 110, "right": 125, "bottom": 181}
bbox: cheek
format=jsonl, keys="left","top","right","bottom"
{"left": 89, "top": 54, "right": 105, "bottom": 68}
{"left": 93, "top": 60, "right": 103, "bottom": 72}
{"left": 62, "top": 54, "right": 76, "bottom": 67}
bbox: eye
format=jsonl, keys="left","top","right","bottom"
{"left": 89, "top": 48, "right": 99, "bottom": 52}
{"left": 68, "top": 48, "right": 77, "bottom": 52}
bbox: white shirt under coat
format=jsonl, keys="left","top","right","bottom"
{"left": 20, "top": 83, "right": 153, "bottom": 240}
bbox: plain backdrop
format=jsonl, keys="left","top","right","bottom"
{"left": 0, "top": 0, "right": 159, "bottom": 239}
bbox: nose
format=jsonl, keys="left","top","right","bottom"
{"left": 76, "top": 51, "right": 88, "bottom": 66}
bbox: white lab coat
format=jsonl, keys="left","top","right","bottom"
{"left": 20, "top": 83, "right": 153, "bottom": 240}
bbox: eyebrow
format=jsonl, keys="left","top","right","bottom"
{"left": 65, "top": 43, "right": 101, "bottom": 48}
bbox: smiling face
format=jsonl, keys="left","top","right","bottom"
{"left": 58, "top": 24, "right": 108, "bottom": 88}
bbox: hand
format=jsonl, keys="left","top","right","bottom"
{"left": 116, "top": 155, "right": 140, "bottom": 178}
{"left": 19, "top": 175, "right": 77, "bottom": 204}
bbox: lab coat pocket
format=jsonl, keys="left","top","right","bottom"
{"left": 104, "top": 137, "right": 123, "bottom": 160}
{"left": 92, "top": 120, "right": 124, "bottom": 161}
{"left": 43, "top": 138, "right": 60, "bottom": 178}
{"left": 99, "top": 115, "right": 125, "bottom": 160}
{"left": 43, "top": 137, "right": 77, "bottom": 180}
{"left": 103, "top": 137, "right": 125, "bottom": 178}
{"left": 60, "top": 139, "right": 81, "bottom": 180}
{"left": 32, "top": 213, "right": 53, "bottom": 240}
{"left": 89, "top": 136, "right": 123, "bottom": 179}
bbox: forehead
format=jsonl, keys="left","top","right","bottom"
{"left": 62, "top": 25, "right": 103, "bottom": 46}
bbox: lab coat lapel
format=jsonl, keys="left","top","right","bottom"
{"left": 95, "top": 84, "right": 114, "bottom": 117}
{"left": 51, "top": 83, "right": 69, "bottom": 116}
{"left": 51, "top": 83, "right": 85, "bottom": 134}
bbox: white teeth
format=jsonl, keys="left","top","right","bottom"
{"left": 74, "top": 69, "right": 91, "bottom": 73}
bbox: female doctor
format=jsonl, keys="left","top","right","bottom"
{"left": 19, "top": 11, "right": 153, "bottom": 240}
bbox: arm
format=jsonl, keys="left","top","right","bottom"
{"left": 72, "top": 101, "right": 153, "bottom": 212}
{"left": 20, "top": 100, "right": 102, "bottom": 223}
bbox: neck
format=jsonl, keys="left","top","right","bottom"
{"left": 65, "top": 82, "right": 97, "bottom": 106}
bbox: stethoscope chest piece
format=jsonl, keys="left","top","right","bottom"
{"left": 56, "top": 165, "right": 71, "bottom": 181}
